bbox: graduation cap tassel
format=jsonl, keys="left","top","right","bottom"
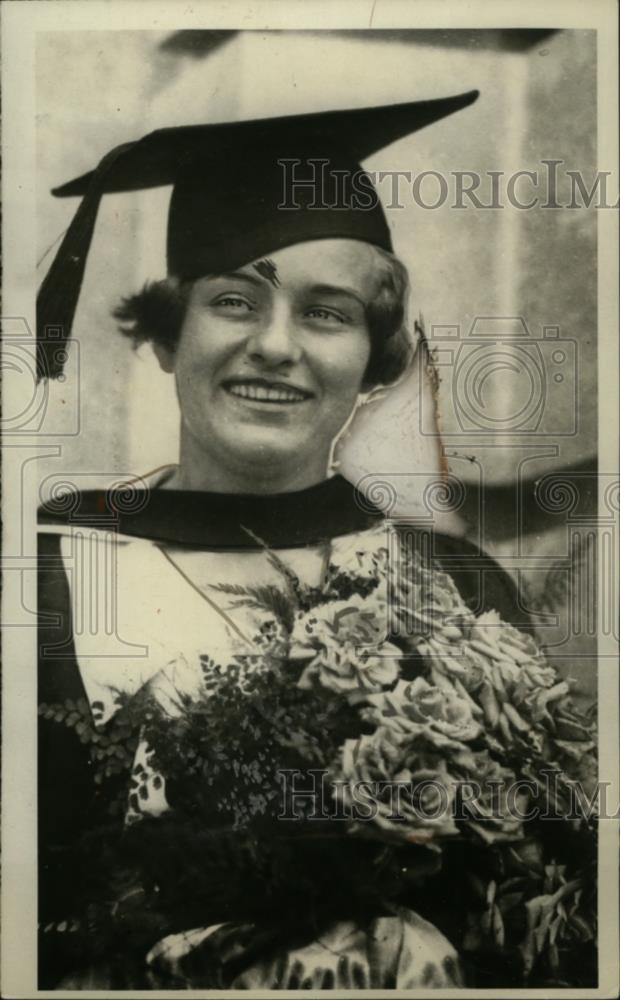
{"left": 36, "top": 143, "right": 133, "bottom": 381}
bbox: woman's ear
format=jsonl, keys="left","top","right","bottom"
{"left": 152, "top": 341, "right": 176, "bottom": 374}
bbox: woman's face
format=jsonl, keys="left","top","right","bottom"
{"left": 158, "top": 239, "right": 378, "bottom": 490}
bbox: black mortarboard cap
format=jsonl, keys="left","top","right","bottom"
{"left": 37, "top": 89, "right": 479, "bottom": 379}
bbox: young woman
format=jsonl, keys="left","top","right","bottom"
{"left": 37, "top": 94, "right": 594, "bottom": 989}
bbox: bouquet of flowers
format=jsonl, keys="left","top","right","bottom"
{"left": 40, "top": 524, "right": 597, "bottom": 987}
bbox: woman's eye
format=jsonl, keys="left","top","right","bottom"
{"left": 306, "top": 307, "right": 348, "bottom": 324}
{"left": 212, "top": 295, "right": 254, "bottom": 311}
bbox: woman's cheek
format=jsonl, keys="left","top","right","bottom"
{"left": 329, "top": 347, "right": 370, "bottom": 396}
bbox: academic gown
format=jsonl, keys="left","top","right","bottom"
{"left": 38, "top": 472, "right": 531, "bottom": 989}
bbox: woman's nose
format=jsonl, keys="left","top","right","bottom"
{"left": 246, "top": 302, "right": 302, "bottom": 367}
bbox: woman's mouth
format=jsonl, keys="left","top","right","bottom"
{"left": 222, "top": 379, "right": 313, "bottom": 404}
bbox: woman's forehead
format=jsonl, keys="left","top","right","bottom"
{"left": 206, "top": 239, "right": 383, "bottom": 295}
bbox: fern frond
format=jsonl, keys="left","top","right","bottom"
{"left": 245, "top": 585, "right": 296, "bottom": 630}
{"left": 210, "top": 583, "right": 255, "bottom": 597}
{"left": 239, "top": 524, "right": 302, "bottom": 598}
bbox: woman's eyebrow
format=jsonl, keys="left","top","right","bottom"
{"left": 307, "top": 284, "right": 367, "bottom": 307}
{"left": 209, "top": 270, "right": 264, "bottom": 288}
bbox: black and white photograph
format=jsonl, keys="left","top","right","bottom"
{"left": 1, "top": 0, "right": 618, "bottom": 995}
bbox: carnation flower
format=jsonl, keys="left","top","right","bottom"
{"left": 470, "top": 612, "right": 542, "bottom": 673}
{"left": 390, "top": 549, "right": 472, "bottom": 644}
{"left": 420, "top": 636, "right": 490, "bottom": 690}
{"left": 332, "top": 727, "right": 459, "bottom": 842}
{"left": 361, "top": 677, "right": 482, "bottom": 750}
{"left": 290, "top": 595, "right": 400, "bottom": 694}
{"left": 327, "top": 524, "right": 391, "bottom": 582}
{"left": 516, "top": 658, "right": 558, "bottom": 692}
{"left": 452, "top": 750, "right": 524, "bottom": 844}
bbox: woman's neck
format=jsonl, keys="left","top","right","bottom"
{"left": 167, "top": 465, "right": 331, "bottom": 494}
{"left": 166, "top": 445, "right": 332, "bottom": 495}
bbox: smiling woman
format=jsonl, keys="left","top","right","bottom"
{"left": 115, "top": 240, "right": 408, "bottom": 494}
{"left": 36, "top": 90, "right": 596, "bottom": 991}
{"left": 149, "top": 241, "right": 374, "bottom": 494}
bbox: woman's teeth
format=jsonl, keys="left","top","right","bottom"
{"left": 226, "top": 383, "right": 308, "bottom": 403}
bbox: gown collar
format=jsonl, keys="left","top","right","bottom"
{"left": 38, "top": 467, "right": 384, "bottom": 549}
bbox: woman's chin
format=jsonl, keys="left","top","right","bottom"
{"left": 218, "top": 433, "right": 326, "bottom": 480}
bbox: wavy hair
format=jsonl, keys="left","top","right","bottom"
{"left": 114, "top": 246, "right": 413, "bottom": 389}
